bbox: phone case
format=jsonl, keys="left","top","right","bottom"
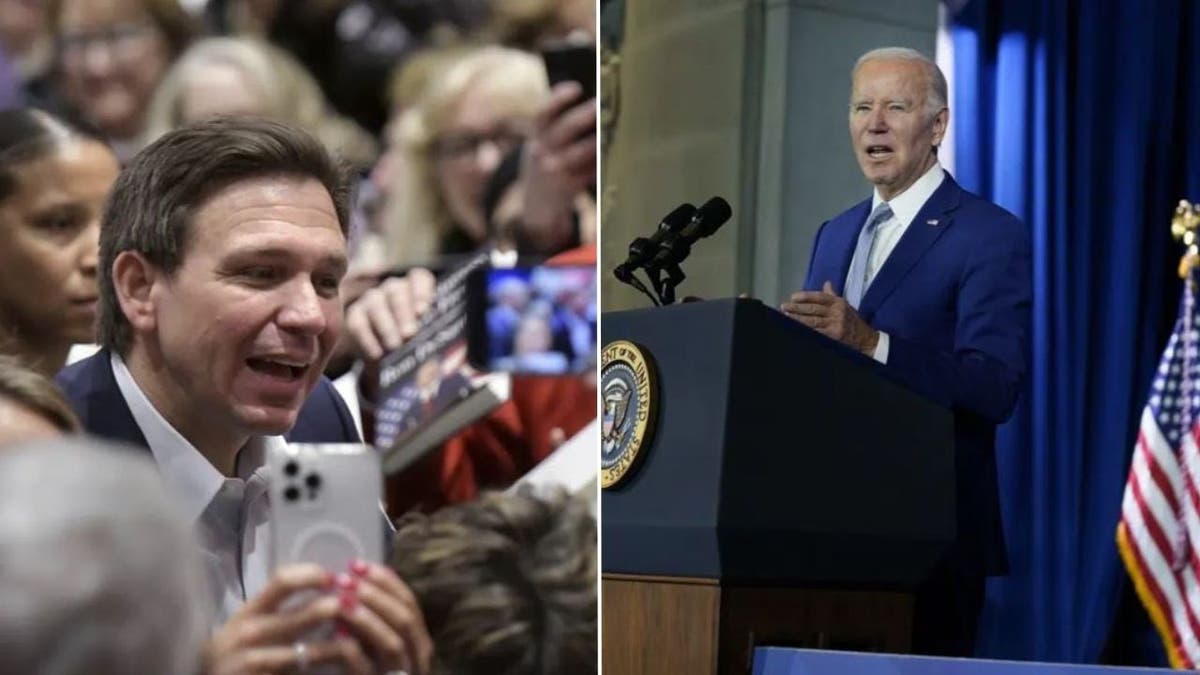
{"left": 268, "top": 443, "right": 384, "bottom": 572}
{"left": 467, "top": 263, "right": 598, "bottom": 375}
{"left": 542, "top": 43, "right": 596, "bottom": 101}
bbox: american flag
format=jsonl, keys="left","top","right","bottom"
{"left": 1118, "top": 276, "right": 1200, "bottom": 669}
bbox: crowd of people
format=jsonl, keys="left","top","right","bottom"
{"left": 0, "top": 0, "right": 597, "bottom": 673}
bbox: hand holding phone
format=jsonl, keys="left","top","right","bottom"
{"left": 203, "top": 564, "right": 374, "bottom": 674}
{"left": 267, "top": 444, "right": 433, "bottom": 675}
{"left": 519, "top": 99, "right": 596, "bottom": 251}
{"left": 541, "top": 42, "right": 595, "bottom": 101}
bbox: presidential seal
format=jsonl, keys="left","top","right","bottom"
{"left": 601, "top": 340, "right": 658, "bottom": 488}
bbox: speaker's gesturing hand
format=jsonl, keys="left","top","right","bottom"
{"left": 780, "top": 281, "right": 879, "bottom": 356}
{"left": 203, "top": 563, "right": 373, "bottom": 675}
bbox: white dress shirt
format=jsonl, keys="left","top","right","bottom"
{"left": 111, "top": 353, "right": 279, "bottom": 626}
{"left": 846, "top": 162, "right": 946, "bottom": 364}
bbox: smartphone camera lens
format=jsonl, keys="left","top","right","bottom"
{"left": 304, "top": 473, "right": 321, "bottom": 500}
{"left": 284, "top": 486, "right": 300, "bottom": 502}
{"left": 284, "top": 461, "right": 299, "bottom": 477}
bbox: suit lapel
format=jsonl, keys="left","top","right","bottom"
{"left": 858, "top": 176, "right": 963, "bottom": 319}
{"left": 79, "top": 350, "right": 151, "bottom": 451}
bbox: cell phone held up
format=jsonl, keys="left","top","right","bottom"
{"left": 466, "top": 263, "right": 597, "bottom": 376}
{"left": 541, "top": 41, "right": 596, "bottom": 102}
{"left": 268, "top": 444, "right": 384, "bottom": 574}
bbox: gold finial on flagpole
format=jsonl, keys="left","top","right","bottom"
{"left": 1172, "top": 199, "right": 1200, "bottom": 280}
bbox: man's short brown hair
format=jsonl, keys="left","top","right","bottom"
{"left": 391, "top": 489, "right": 597, "bottom": 675}
{"left": 0, "top": 355, "right": 80, "bottom": 434}
{"left": 97, "top": 116, "right": 352, "bottom": 355}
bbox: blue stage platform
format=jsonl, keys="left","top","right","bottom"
{"left": 752, "top": 648, "right": 1172, "bottom": 675}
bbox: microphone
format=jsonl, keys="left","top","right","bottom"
{"left": 619, "top": 237, "right": 653, "bottom": 276}
{"left": 613, "top": 202, "right": 696, "bottom": 281}
{"left": 651, "top": 196, "right": 732, "bottom": 267}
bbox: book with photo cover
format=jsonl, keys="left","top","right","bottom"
{"left": 371, "top": 252, "right": 510, "bottom": 475}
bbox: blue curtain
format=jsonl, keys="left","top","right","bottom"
{"left": 950, "top": 0, "right": 1200, "bottom": 663}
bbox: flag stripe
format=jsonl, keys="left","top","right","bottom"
{"left": 1125, "top": 464, "right": 1200, "bottom": 607}
{"left": 1132, "top": 444, "right": 1184, "bottom": 561}
{"left": 1129, "top": 462, "right": 1183, "bottom": 573}
{"left": 1141, "top": 430, "right": 1183, "bottom": 515}
{"left": 1122, "top": 493, "right": 1200, "bottom": 662}
{"left": 1180, "top": 565, "right": 1200, "bottom": 663}
{"left": 1119, "top": 523, "right": 1191, "bottom": 669}
{"left": 1134, "top": 434, "right": 1200, "bottom": 589}
{"left": 1143, "top": 409, "right": 1186, "bottom": 499}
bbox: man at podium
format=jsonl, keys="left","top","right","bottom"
{"left": 781, "top": 47, "right": 1031, "bottom": 655}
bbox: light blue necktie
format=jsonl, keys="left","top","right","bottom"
{"left": 844, "top": 202, "right": 892, "bottom": 309}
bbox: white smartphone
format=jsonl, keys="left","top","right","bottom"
{"left": 268, "top": 443, "right": 385, "bottom": 573}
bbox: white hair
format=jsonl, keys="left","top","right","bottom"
{"left": 141, "top": 37, "right": 377, "bottom": 168}
{"left": 853, "top": 47, "right": 948, "bottom": 115}
{"left": 0, "top": 439, "right": 211, "bottom": 675}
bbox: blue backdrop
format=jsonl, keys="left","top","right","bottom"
{"left": 949, "top": 0, "right": 1200, "bottom": 664}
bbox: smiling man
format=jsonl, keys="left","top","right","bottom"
{"left": 56, "top": 117, "right": 432, "bottom": 675}
{"left": 780, "top": 48, "right": 1031, "bottom": 655}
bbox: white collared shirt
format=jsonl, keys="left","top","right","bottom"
{"left": 847, "top": 162, "right": 946, "bottom": 364}
{"left": 111, "top": 353, "right": 279, "bottom": 626}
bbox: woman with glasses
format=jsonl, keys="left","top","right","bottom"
{"left": 377, "top": 44, "right": 548, "bottom": 268}
{"left": 0, "top": 108, "right": 120, "bottom": 377}
{"left": 48, "top": 0, "right": 196, "bottom": 161}
{"left": 332, "top": 43, "right": 598, "bottom": 516}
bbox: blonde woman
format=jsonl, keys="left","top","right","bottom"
{"left": 380, "top": 44, "right": 549, "bottom": 267}
{"left": 141, "top": 37, "right": 377, "bottom": 170}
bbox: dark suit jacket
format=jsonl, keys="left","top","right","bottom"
{"left": 804, "top": 173, "right": 1032, "bottom": 576}
{"left": 56, "top": 349, "right": 362, "bottom": 448}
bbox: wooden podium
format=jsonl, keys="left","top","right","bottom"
{"left": 601, "top": 299, "right": 956, "bottom": 674}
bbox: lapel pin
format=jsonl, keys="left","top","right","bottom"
{"left": 927, "top": 219, "right": 939, "bottom": 226}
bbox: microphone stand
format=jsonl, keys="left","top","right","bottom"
{"left": 614, "top": 263, "right": 662, "bottom": 306}
{"left": 647, "top": 238, "right": 690, "bottom": 305}
{"left": 643, "top": 259, "right": 685, "bottom": 306}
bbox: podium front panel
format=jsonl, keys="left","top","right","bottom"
{"left": 602, "top": 299, "right": 954, "bottom": 588}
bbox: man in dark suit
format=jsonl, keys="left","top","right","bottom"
{"left": 58, "top": 351, "right": 360, "bottom": 447}
{"left": 56, "top": 117, "right": 432, "bottom": 675}
{"left": 782, "top": 47, "right": 1031, "bottom": 655}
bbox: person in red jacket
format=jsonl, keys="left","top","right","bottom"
{"left": 342, "top": 39, "right": 597, "bottom": 512}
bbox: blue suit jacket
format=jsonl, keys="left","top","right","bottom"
{"left": 56, "top": 349, "right": 362, "bottom": 448}
{"left": 804, "top": 174, "right": 1031, "bottom": 576}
